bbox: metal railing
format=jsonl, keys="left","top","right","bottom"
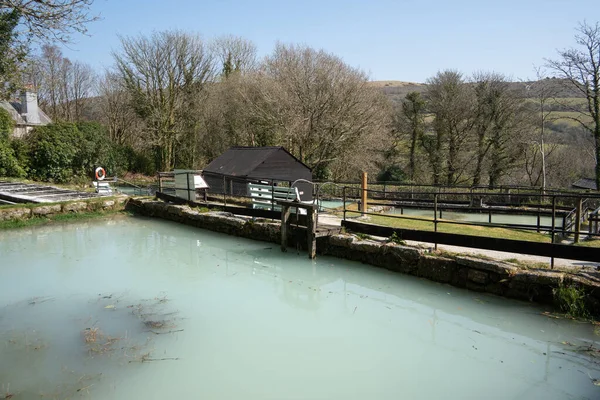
{"left": 340, "top": 186, "right": 600, "bottom": 243}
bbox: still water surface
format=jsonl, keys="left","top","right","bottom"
{"left": 0, "top": 216, "right": 598, "bottom": 399}
{"left": 389, "top": 207, "right": 564, "bottom": 229}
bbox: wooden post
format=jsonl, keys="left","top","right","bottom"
{"left": 361, "top": 172, "right": 368, "bottom": 214}
{"left": 271, "top": 181, "right": 275, "bottom": 211}
{"left": 342, "top": 186, "right": 346, "bottom": 221}
{"left": 280, "top": 205, "right": 291, "bottom": 253}
{"left": 158, "top": 173, "right": 163, "bottom": 193}
{"left": 223, "top": 176, "right": 227, "bottom": 206}
{"left": 186, "top": 172, "right": 191, "bottom": 201}
{"left": 537, "top": 213, "right": 541, "bottom": 233}
{"left": 551, "top": 196, "right": 556, "bottom": 269}
{"left": 307, "top": 207, "right": 317, "bottom": 259}
{"left": 574, "top": 197, "right": 582, "bottom": 243}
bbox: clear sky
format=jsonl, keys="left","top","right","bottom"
{"left": 60, "top": 0, "right": 596, "bottom": 82}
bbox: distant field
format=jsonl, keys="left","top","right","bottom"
{"left": 550, "top": 111, "right": 593, "bottom": 127}
{"left": 373, "top": 80, "right": 586, "bottom": 103}
{"left": 367, "top": 80, "right": 425, "bottom": 88}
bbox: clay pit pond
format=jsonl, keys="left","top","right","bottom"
{"left": 0, "top": 216, "right": 599, "bottom": 399}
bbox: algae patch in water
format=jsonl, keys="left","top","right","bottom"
{"left": 0, "top": 292, "right": 182, "bottom": 399}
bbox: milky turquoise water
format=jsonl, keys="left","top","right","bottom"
{"left": 389, "top": 207, "right": 564, "bottom": 229}
{"left": 0, "top": 216, "right": 598, "bottom": 399}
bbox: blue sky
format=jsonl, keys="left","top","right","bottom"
{"left": 60, "top": 0, "right": 595, "bottom": 82}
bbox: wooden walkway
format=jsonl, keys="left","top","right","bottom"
{"left": 0, "top": 181, "right": 105, "bottom": 204}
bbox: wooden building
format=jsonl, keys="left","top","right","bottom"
{"left": 202, "top": 146, "right": 313, "bottom": 201}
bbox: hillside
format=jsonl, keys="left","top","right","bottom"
{"left": 370, "top": 78, "right": 585, "bottom": 104}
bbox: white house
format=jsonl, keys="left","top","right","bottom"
{"left": 0, "top": 89, "right": 52, "bottom": 137}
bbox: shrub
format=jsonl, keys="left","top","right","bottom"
{"left": 553, "top": 284, "right": 589, "bottom": 319}
{"left": 75, "top": 121, "right": 113, "bottom": 178}
{"left": 0, "top": 107, "right": 14, "bottom": 138}
{"left": 26, "top": 122, "right": 82, "bottom": 183}
{"left": 387, "top": 231, "right": 406, "bottom": 245}
{"left": 377, "top": 165, "right": 407, "bottom": 183}
{"left": 0, "top": 139, "right": 25, "bottom": 177}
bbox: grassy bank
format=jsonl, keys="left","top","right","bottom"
{"left": 336, "top": 203, "right": 551, "bottom": 243}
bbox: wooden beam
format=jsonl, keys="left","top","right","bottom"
{"left": 574, "top": 197, "right": 582, "bottom": 243}
{"left": 281, "top": 205, "right": 291, "bottom": 253}
{"left": 307, "top": 208, "right": 316, "bottom": 259}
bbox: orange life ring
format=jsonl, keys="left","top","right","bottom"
{"left": 95, "top": 167, "right": 106, "bottom": 181}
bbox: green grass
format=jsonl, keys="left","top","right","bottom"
{"left": 553, "top": 284, "right": 589, "bottom": 319}
{"left": 574, "top": 238, "right": 600, "bottom": 248}
{"left": 0, "top": 209, "right": 129, "bottom": 230}
{"left": 550, "top": 111, "right": 593, "bottom": 127}
{"left": 344, "top": 209, "right": 551, "bottom": 243}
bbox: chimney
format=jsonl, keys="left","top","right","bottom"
{"left": 20, "top": 85, "right": 41, "bottom": 125}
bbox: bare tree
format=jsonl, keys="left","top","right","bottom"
{"left": 252, "top": 43, "right": 388, "bottom": 178}
{"left": 30, "top": 44, "right": 95, "bottom": 121}
{"left": 212, "top": 35, "right": 258, "bottom": 78}
{"left": 546, "top": 21, "right": 600, "bottom": 190}
{"left": 36, "top": 44, "right": 66, "bottom": 119}
{"left": 69, "top": 60, "right": 95, "bottom": 120}
{"left": 521, "top": 67, "right": 561, "bottom": 191}
{"left": 113, "top": 30, "right": 215, "bottom": 171}
{"left": 96, "top": 69, "right": 142, "bottom": 145}
{"left": 470, "top": 71, "right": 527, "bottom": 187}
{"left": 0, "top": 0, "right": 99, "bottom": 43}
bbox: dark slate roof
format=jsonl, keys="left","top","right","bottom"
{"left": 203, "top": 146, "right": 309, "bottom": 177}
{"left": 572, "top": 178, "right": 598, "bottom": 190}
{"left": 0, "top": 100, "right": 52, "bottom": 125}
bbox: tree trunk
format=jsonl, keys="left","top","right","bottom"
{"left": 596, "top": 130, "right": 600, "bottom": 191}
{"left": 472, "top": 131, "right": 485, "bottom": 186}
{"left": 409, "top": 129, "right": 417, "bottom": 182}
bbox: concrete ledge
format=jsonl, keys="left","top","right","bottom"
{"left": 0, "top": 195, "right": 129, "bottom": 222}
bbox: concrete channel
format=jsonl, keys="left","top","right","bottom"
{"left": 0, "top": 181, "right": 107, "bottom": 204}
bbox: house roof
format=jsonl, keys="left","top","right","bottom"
{"left": 203, "top": 146, "right": 310, "bottom": 177}
{"left": 0, "top": 100, "right": 52, "bottom": 126}
{"left": 572, "top": 178, "right": 598, "bottom": 191}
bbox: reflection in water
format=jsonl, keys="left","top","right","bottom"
{"left": 0, "top": 216, "right": 599, "bottom": 399}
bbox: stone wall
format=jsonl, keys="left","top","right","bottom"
{"left": 0, "top": 196, "right": 129, "bottom": 222}
{"left": 127, "top": 198, "right": 600, "bottom": 316}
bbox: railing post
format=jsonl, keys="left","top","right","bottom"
{"left": 574, "top": 197, "right": 582, "bottom": 243}
{"left": 434, "top": 194, "right": 438, "bottom": 251}
{"left": 271, "top": 181, "right": 275, "bottom": 212}
{"left": 342, "top": 186, "right": 346, "bottom": 222}
{"left": 281, "top": 205, "right": 291, "bottom": 253}
{"left": 186, "top": 172, "right": 191, "bottom": 201}
{"left": 361, "top": 172, "right": 368, "bottom": 215}
{"left": 158, "top": 173, "right": 163, "bottom": 193}
{"left": 307, "top": 207, "right": 317, "bottom": 259}
{"left": 551, "top": 195, "right": 556, "bottom": 269}
{"left": 537, "top": 213, "right": 541, "bottom": 233}
{"left": 223, "top": 175, "right": 227, "bottom": 207}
